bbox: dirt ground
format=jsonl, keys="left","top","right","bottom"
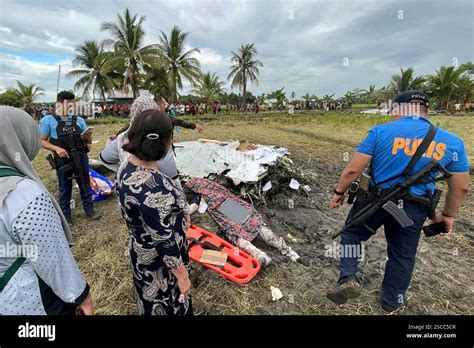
{"left": 32, "top": 112, "right": 474, "bottom": 315}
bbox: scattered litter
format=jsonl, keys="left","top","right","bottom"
{"left": 198, "top": 198, "right": 208, "bottom": 213}
{"left": 288, "top": 199, "right": 295, "bottom": 209}
{"left": 302, "top": 185, "right": 311, "bottom": 193}
{"left": 282, "top": 248, "right": 300, "bottom": 262}
{"left": 92, "top": 140, "right": 100, "bottom": 144}
{"left": 271, "top": 286, "right": 283, "bottom": 301}
{"left": 287, "top": 233, "right": 298, "bottom": 243}
{"left": 262, "top": 181, "right": 272, "bottom": 192}
{"left": 289, "top": 178, "right": 300, "bottom": 190}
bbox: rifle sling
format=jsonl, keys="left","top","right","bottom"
{"left": 403, "top": 123, "right": 437, "bottom": 176}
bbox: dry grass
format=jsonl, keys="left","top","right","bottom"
{"left": 32, "top": 111, "right": 474, "bottom": 315}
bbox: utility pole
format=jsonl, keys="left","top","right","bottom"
{"left": 56, "top": 65, "right": 61, "bottom": 97}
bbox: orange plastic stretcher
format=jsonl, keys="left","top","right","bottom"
{"left": 186, "top": 225, "right": 261, "bottom": 284}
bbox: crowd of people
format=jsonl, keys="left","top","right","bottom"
{"left": 0, "top": 89, "right": 469, "bottom": 317}
{"left": 25, "top": 102, "right": 132, "bottom": 121}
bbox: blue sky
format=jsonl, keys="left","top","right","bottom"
{"left": 0, "top": 0, "right": 473, "bottom": 102}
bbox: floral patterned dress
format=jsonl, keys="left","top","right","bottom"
{"left": 117, "top": 161, "right": 192, "bottom": 315}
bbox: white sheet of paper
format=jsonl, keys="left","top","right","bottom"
{"left": 302, "top": 185, "right": 311, "bottom": 192}
{"left": 262, "top": 181, "right": 272, "bottom": 192}
{"left": 198, "top": 198, "right": 208, "bottom": 213}
{"left": 289, "top": 179, "right": 300, "bottom": 190}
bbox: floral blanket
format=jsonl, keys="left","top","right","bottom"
{"left": 186, "top": 178, "right": 262, "bottom": 241}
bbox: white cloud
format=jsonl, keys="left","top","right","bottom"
{"left": 0, "top": 53, "right": 73, "bottom": 101}
{"left": 0, "top": 0, "right": 472, "bottom": 101}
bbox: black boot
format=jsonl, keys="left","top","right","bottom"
{"left": 86, "top": 210, "right": 101, "bottom": 220}
{"left": 326, "top": 277, "right": 362, "bottom": 305}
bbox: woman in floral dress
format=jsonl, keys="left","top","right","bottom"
{"left": 116, "top": 109, "right": 192, "bottom": 316}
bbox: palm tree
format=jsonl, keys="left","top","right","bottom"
{"left": 273, "top": 87, "right": 287, "bottom": 109}
{"left": 361, "top": 84, "right": 376, "bottom": 103}
{"left": 66, "top": 40, "right": 118, "bottom": 102}
{"left": 322, "top": 93, "right": 335, "bottom": 103}
{"left": 157, "top": 25, "right": 201, "bottom": 103}
{"left": 453, "top": 75, "right": 474, "bottom": 104}
{"left": 343, "top": 91, "right": 356, "bottom": 104}
{"left": 301, "top": 93, "right": 311, "bottom": 102}
{"left": 143, "top": 62, "right": 171, "bottom": 98}
{"left": 14, "top": 81, "right": 44, "bottom": 106}
{"left": 101, "top": 8, "right": 160, "bottom": 98}
{"left": 389, "top": 67, "right": 426, "bottom": 93}
{"left": 227, "top": 43, "right": 264, "bottom": 98}
{"left": 190, "top": 71, "right": 224, "bottom": 103}
{"left": 426, "top": 66, "right": 465, "bottom": 110}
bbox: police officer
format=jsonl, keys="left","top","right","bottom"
{"left": 327, "top": 90, "right": 469, "bottom": 312}
{"left": 40, "top": 91, "right": 101, "bottom": 224}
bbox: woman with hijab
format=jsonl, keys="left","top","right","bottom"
{"left": 116, "top": 109, "right": 192, "bottom": 316}
{"left": 100, "top": 96, "right": 178, "bottom": 177}
{"left": 0, "top": 106, "right": 92, "bottom": 315}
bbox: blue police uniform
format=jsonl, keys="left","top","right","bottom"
{"left": 339, "top": 115, "right": 469, "bottom": 309}
{"left": 40, "top": 114, "right": 94, "bottom": 220}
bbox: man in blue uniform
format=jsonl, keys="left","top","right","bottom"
{"left": 327, "top": 90, "right": 469, "bottom": 312}
{"left": 40, "top": 91, "right": 101, "bottom": 224}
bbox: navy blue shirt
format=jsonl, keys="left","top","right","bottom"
{"left": 357, "top": 116, "right": 469, "bottom": 195}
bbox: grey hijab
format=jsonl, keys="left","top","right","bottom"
{"left": 117, "top": 96, "right": 158, "bottom": 162}
{"left": 0, "top": 106, "right": 72, "bottom": 243}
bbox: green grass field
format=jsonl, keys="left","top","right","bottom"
{"left": 32, "top": 111, "right": 473, "bottom": 315}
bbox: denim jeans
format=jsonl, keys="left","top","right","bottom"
{"left": 56, "top": 153, "right": 94, "bottom": 218}
{"left": 339, "top": 200, "right": 427, "bottom": 309}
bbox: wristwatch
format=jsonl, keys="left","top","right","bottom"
{"left": 333, "top": 188, "right": 345, "bottom": 196}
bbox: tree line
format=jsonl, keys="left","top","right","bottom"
{"left": 0, "top": 8, "right": 472, "bottom": 111}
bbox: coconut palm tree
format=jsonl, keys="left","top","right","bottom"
{"left": 273, "top": 87, "right": 287, "bottom": 109}
{"left": 361, "top": 84, "right": 377, "bottom": 103}
{"left": 389, "top": 67, "right": 426, "bottom": 93}
{"left": 342, "top": 91, "right": 356, "bottom": 105}
{"left": 227, "top": 43, "right": 264, "bottom": 98}
{"left": 453, "top": 75, "right": 474, "bottom": 104}
{"left": 322, "top": 93, "right": 335, "bottom": 103}
{"left": 190, "top": 71, "right": 224, "bottom": 103}
{"left": 101, "top": 8, "right": 160, "bottom": 99}
{"left": 156, "top": 25, "right": 201, "bottom": 103}
{"left": 426, "top": 66, "right": 466, "bottom": 109}
{"left": 14, "top": 81, "right": 44, "bottom": 106}
{"left": 66, "top": 40, "right": 119, "bottom": 102}
{"left": 143, "top": 60, "right": 172, "bottom": 98}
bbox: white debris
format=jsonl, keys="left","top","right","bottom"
{"left": 287, "top": 233, "right": 298, "bottom": 243}
{"left": 289, "top": 178, "right": 300, "bottom": 190}
{"left": 227, "top": 161, "right": 261, "bottom": 185}
{"left": 262, "top": 181, "right": 272, "bottom": 192}
{"left": 174, "top": 140, "right": 289, "bottom": 184}
{"left": 271, "top": 286, "right": 283, "bottom": 301}
{"left": 198, "top": 198, "right": 208, "bottom": 213}
{"left": 302, "top": 185, "right": 311, "bottom": 193}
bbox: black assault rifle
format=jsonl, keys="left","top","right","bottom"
{"left": 331, "top": 160, "right": 452, "bottom": 239}
{"left": 47, "top": 132, "right": 89, "bottom": 194}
